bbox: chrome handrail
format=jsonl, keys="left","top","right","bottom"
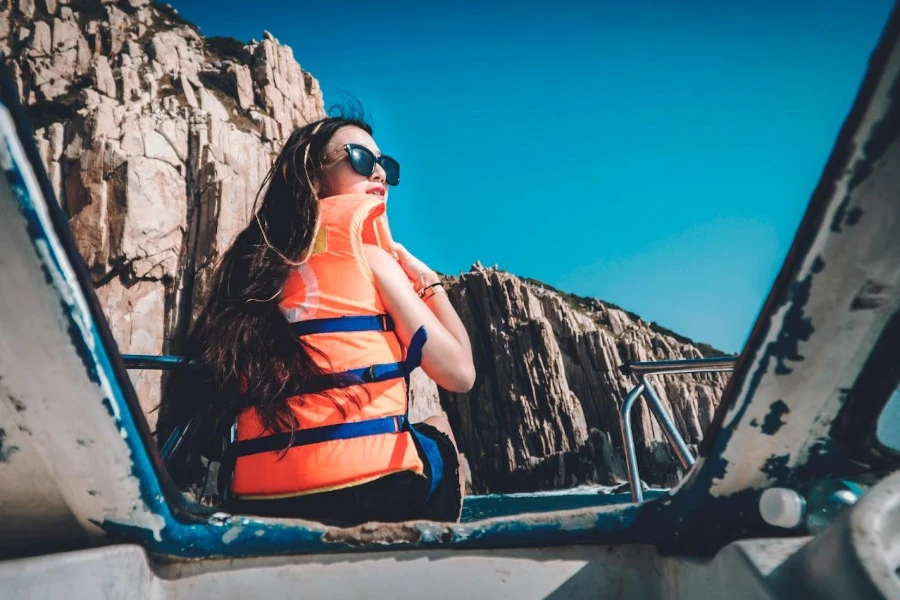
{"left": 618, "top": 356, "right": 737, "bottom": 502}
{"left": 620, "top": 357, "right": 737, "bottom": 377}
{"left": 127, "top": 352, "right": 735, "bottom": 502}
{"left": 121, "top": 354, "right": 186, "bottom": 370}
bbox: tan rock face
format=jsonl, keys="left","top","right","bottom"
{"left": 229, "top": 64, "right": 254, "bottom": 110}
{"left": 407, "top": 369, "right": 443, "bottom": 423}
{"left": 17, "top": 0, "right": 35, "bottom": 19}
{"left": 92, "top": 55, "right": 116, "bottom": 98}
{"left": 29, "top": 21, "right": 52, "bottom": 57}
{"left": 7, "top": 0, "right": 326, "bottom": 428}
{"left": 95, "top": 277, "right": 166, "bottom": 427}
{"left": 7, "top": 1, "right": 728, "bottom": 494}
{"left": 250, "top": 33, "right": 322, "bottom": 138}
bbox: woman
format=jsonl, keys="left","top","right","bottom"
{"left": 159, "top": 116, "right": 475, "bottom": 525}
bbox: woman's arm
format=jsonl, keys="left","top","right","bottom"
{"left": 364, "top": 244, "right": 475, "bottom": 393}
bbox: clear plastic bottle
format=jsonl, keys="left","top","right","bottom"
{"left": 803, "top": 479, "right": 867, "bottom": 534}
{"left": 759, "top": 479, "right": 868, "bottom": 534}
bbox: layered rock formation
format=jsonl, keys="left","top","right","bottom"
{"left": 433, "top": 266, "right": 729, "bottom": 493}
{"left": 2, "top": 0, "right": 325, "bottom": 422}
{"left": 3, "top": 0, "right": 731, "bottom": 494}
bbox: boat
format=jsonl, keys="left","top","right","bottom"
{"left": 1, "top": 6, "right": 899, "bottom": 597}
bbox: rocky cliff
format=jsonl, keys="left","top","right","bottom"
{"left": 435, "top": 265, "right": 728, "bottom": 493}
{"left": 2, "top": 0, "right": 325, "bottom": 420}
{"left": 2, "top": 0, "right": 731, "bottom": 494}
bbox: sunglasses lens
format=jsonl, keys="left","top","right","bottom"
{"left": 344, "top": 145, "right": 400, "bottom": 186}
{"left": 380, "top": 156, "right": 400, "bottom": 186}
{"left": 348, "top": 146, "right": 376, "bottom": 177}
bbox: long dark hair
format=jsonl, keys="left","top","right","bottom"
{"left": 158, "top": 116, "right": 373, "bottom": 458}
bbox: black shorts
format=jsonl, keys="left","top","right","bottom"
{"left": 224, "top": 423, "right": 462, "bottom": 526}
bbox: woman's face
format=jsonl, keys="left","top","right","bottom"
{"left": 320, "top": 126, "right": 389, "bottom": 201}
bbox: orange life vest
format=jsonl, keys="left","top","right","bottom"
{"left": 225, "top": 194, "right": 435, "bottom": 501}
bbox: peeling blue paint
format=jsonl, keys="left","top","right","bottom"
{"left": 0, "top": 428, "right": 20, "bottom": 462}
{"left": 719, "top": 255, "right": 821, "bottom": 442}
{"left": 2, "top": 137, "right": 101, "bottom": 387}
{"left": 95, "top": 501, "right": 646, "bottom": 559}
{"left": 3, "top": 146, "right": 181, "bottom": 543}
{"left": 831, "top": 193, "right": 856, "bottom": 233}
{"left": 845, "top": 207, "right": 864, "bottom": 227}
{"left": 851, "top": 72, "right": 900, "bottom": 192}
{"left": 773, "top": 266, "right": 819, "bottom": 376}
{"left": 850, "top": 279, "right": 890, "bottom": 311}
{"left": 761, "top": 454, "right": 792, "bottom": 482}
{"left": 761, "top": 400, "right": 791, "bottom": 435}
{"left": 831, "top": 73, "right": 900, "bottom": 233}
{"left": 807, "top": 440, "right": 836, "bottom": 458}
{"left": 698, "top": 41, "right": 898, "bottom": 491}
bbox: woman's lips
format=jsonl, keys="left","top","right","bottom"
{"left": 366, "top": 186, "right": 385, "bottom": 198}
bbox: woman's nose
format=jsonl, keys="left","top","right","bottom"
{"left": 370, "top": 161, "right": 386, "bottom": 183}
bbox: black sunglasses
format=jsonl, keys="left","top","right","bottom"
{"left": 323, "top": 144, "right": 400, "bottom": 186}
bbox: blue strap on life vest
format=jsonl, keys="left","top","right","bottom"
{"left": 403, "top": 325, "right": 427, "bottom": 372}
{"left": 300, "top": 324, "right": 429, "bottom": 394}
{"left": 401, "top": 329, "right": 442, "bottom": 503}
{"left": 289, "top": 314, "right": 394, "bottom": 337}
{"left": 302, "top": 362, "right": 407, "bottom": 394}
{"left": 224, "top": 414, "right": 407, "bottom": 460}
{"left": 408, "top": 423, "right": 444, "bottom": 503}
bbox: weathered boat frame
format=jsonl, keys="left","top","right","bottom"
{"left": 1, "top": 4, "right": 899, "bottom": 596}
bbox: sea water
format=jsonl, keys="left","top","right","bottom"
{"left": 460, "top": 484, "right": 668, "bottom": 522}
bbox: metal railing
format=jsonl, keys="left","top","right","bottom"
{"left": 122, "top": 354, "right": 185, "bottom": 370}
{"left": 618, "top": 357, "right": 737, "bottom": 502}
{"left": 125, "top": 352, "right": 737, "bottom": 502}
{"left": 122, "top": 355, "right": 187, "bottom": 454}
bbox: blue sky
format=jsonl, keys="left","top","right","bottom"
{"left": 171, "top": 0, "right": 895, "bottom": 353}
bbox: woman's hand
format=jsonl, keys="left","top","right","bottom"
{"left": 392, "top": 242, "right": 440, "bottom": 290}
